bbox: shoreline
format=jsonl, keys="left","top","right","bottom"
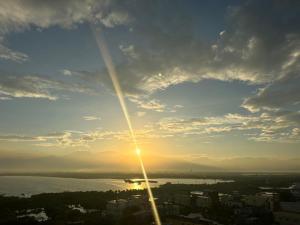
{"left": 0, "top": 171, "right": 299, "bottom": 179}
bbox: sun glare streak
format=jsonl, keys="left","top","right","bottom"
{"left": 91, "top": 26, "right": 138, "bottom": 149}
{"left": 91, "top": 26, "right": 162, "bottom": 225}
{"left": 136, "top": 149, "right": 162, "bottom": 225}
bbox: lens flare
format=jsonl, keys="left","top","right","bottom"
{"left": 91, "top": 26, "right": 162, "bottom": 225}
{"left": 136, "top": 150, "right": 162, "bottom": 225}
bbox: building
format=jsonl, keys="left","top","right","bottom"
{"left": 106, "top": 199, "right": 128, "bottom": 216}
{"left": 195, "top": 195, "right": 211, "bottom": 208}
{"left": 191, "top": 190, "right": 219, "bottom": 208}
{"left": 274, "top": 211, "right": 300, "bottom": 225}
{"left": 166, "top": 213, "right": 222, "bottom": 225}
{"left": 274, "top": 201, "right": 300, "bottom": 225}
{"left": 242, "top": 192, "right": 279, "bottom": 210}
{"left": 290, "top": 183, "right": 300, "bottom": 199}
{"left": 127, "top": 194, "right": 146, "bottom": 207}
{"left": 160, "top": 202, "right": 180, "bottom": 216}
{"left": 219, "top": 193, "right": 243, "bottom": 208}
{"left": 173, "top": 193, "right": 191, "bottom": 206}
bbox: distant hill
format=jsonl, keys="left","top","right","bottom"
{"left": 0, "top": 150, "right": 220, "bottom": 173}
{"left": 0, "top": 150, "right": 299, "bottom": 174}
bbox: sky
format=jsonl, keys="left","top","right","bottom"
{"left": 0, "top": 0, "right": 299, "bottom": 172}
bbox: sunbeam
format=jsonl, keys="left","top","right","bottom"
{"left": 91, "top": 25, "right": 162, "bottom": 225}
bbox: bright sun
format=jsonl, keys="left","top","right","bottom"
{"left": 135, "top": 148, "right": 141, "bottom": 156}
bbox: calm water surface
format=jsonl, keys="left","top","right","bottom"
{"left": 0, "top": 176, "right": 233, "bottom": 196}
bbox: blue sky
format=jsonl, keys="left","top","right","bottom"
{"left": 0, "top": 0, "right": 299, "bottom": 172}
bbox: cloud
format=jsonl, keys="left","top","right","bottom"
{"left": 0, "top": 130, "right": 125, "bottom": 147}
{"left": 83, "top": 115, "right": 101, "bottom": 121}
{"left": 156, "top": 111, "right": 300, "bottom": 143}
{"left": 1, "top": 109, "right": 299, "bottom": 149}
{"left": 0, "top": 132, "right": 67, "bottom": 142}
{"left": 0, "top": 75, "right": 59, "bottom": 100}
{"left": 0, "top": 1, "right": 299, "bottom": 142}
{"left": 157, "top": 114, "right": 250, "bottom": 134}
{"left": 0, "top": 96, "right": 11, "bottom": 100}
{"left": 0, "top": 1, "right": 299, "bottom": 99}
{"left": 62, "top": 69, "right": 72, "bottom": 76}
{"left": 242, "top": 71, "right": 300, "bottom": 112}
{"left": 0, "top": 72, "right": 97, "bottom": 100}
{"left": 174, "top": 104, "right": 184, "bottom": 109}
{"left": 209, "top": 1, "right": 300, "bottom": 81}
{"left": 100, "top": 9, "right": 132, "bottom": 28}
{"left": 129, "top": 98, "right": 166, "bottom": 112}
{"left": 57, "top": 0, "right": 299, "bottom": 116}
{"left": 119, "top": 44, "right": 139, "bottom": 59}
{"left": 0, "top": 41, "right": 29, "bottom": 62}
{"left": 0, "top": 0, "right": 131, "bottom": 62}
{"left": 0, "top": 131, "right": 91, "bottom": 147}
{"left": 208, "top": 1, "right": 300, "bottom": 116}
{"left": 1, "top": 0, "right": 292, "bottom": 109}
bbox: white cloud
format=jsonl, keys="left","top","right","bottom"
{"left": 1, "top": 110, "right": 299, "bottom": 148}
{"left": 119, "top": 44, "right": 139, "bottom": 59}
{"left": 0, "top": 0, "right": 299, "bottom": 139}
{"left": 0, "top": 96, "right": 11, "bottom": 100}
{"left": 242, "top": 71, "right": 300, "bottom": 112}
{"left": 129, "top": 98, "right": 166, "bottom": 112}
{"left": 62, "top": 69, "right": 72, "bottom": 76}
{"left": 0, "top": 0, "right": 130, "bottom": 62}
{"left": 0, "top": 42, "right": 28, "bottom": 62}
{"left": 0, "top": 75, "right": 58, "bottom": 100}
{"left": 83, "top": 116, "right": 101, "bottom": 121}
{"left": 59, "top": 0, "right": 300, "bottom": 117}
{"left": 174, "top": 104, "right": 184, "bottom": 109}
{"left": 0, "top": 73, "right": 98, "bottom": 100}
{"left": 156, "top": 111, "right": 300, "bottom": 143}
{"left": 0, "top": 132, "right": 68, "bottom": 142}
{"left": 100, "top": 10, "right": 132, "bottom": 28}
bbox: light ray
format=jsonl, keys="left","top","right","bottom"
{"left": 91, "top": 26, "right": 162, "bottom": 225}
{"left": 136, "top": 149, "right": 162, "bottom": 225}
{"left": 91, "top": 26, "right": 138, "bottom": 149}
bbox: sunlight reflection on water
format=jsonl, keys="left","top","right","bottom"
{"left": 0, "top": 176, "right": 233, "bottom": 196}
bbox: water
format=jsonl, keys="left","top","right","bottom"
{"left": 0, "top": 176, "right": 233, "bottom": 197}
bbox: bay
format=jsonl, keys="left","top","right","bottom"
{"left": 0, "top": 176, "right": 233, "bottom": 197}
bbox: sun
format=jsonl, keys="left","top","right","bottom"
{"left": 135, "top": 148, "right": 141, "bottom": 156}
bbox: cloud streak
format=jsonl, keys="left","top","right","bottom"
{"left": 83, "top": 116, "right": 101, "bottom": 121}
{"left": 1, "top": 109, "right": 299, "bottom": 148}
{"left": 0, "top": 73, "right": 98, "bottom": 100}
